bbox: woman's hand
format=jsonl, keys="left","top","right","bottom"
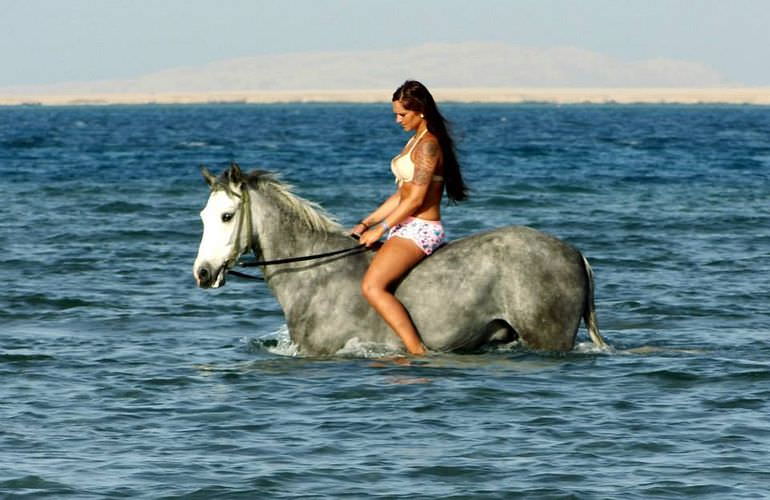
{"left": 349, "top": 222, "right": 368, "bottom": 238}
{"left": 359, "top": 224, "right": 387, "bottom": 247}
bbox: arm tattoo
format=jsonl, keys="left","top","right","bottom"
{"left": 413, "top": 140, "right": 440, "bottom": 185}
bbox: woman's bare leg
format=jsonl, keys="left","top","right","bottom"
{"left": 361, "top": 237, "right": 427, "bottom": 355}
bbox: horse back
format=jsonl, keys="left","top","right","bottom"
{"left": 395, "top": 225, "right": 589, "bottom": 351}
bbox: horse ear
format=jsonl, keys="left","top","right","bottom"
{"left": 227, "top": 162, "right": 244, "bottom": 184}
{"left": 200, "top": 165, "right": 217, "bottom": 186}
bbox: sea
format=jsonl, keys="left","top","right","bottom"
{"left": 1, "top": 103, "right": 769, "bottom": 499}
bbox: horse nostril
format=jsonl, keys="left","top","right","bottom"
{"left": 197, "top": 266, "right": 210, "bottom": 284}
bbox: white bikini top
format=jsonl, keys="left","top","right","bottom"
{"left": 390, "top": 128, "right": 444, "bottom": 186}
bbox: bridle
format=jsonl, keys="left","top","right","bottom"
{"left": 221, "top": 183, "right": 255, "bottom": 272}
{"left": 225, "top": 184, "right": 369, "bottom": 281}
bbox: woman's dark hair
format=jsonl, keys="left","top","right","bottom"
{"left": 392, "top": 80, "right": 468, "bottom": 202}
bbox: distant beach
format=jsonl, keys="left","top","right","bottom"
{"left": 1, "top": 87, "right": 769, "bottom": 106}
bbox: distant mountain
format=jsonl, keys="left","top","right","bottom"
{"left": 4, "top": 42, "right": 730, "bottom": 95}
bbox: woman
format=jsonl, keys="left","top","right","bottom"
{"left": 351, "top": 80, "right": 468, "bottom": 355}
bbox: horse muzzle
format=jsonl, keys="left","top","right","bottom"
{"left": 194, "top": 261, "right": 227, "bottom": 289}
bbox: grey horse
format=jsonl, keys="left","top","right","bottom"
{"left": 193, "top": 164, "right": 608, "bottom": 355}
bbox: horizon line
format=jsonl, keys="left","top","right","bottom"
{"left": 2, "top": 87, "right": 770, "bottom": 107}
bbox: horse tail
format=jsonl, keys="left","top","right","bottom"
{"left": 581, "top": 254, "right": 608, "bottom": 348}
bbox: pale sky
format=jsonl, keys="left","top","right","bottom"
{"left": 2, "top": 0, "right": 769, "bottom": 87}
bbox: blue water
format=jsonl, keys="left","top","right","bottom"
{"left": 1, "top": 103, "right": 769, "bottom": 499}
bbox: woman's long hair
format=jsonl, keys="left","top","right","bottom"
{"left": 392, "top": 80, "right": 468, "bottom": 202}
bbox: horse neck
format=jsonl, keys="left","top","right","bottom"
{"left": 247, "top": 185, "right": 348, "bottom": 266}
{"left": 246, "top": 185, "right": 364, "bottom": 314}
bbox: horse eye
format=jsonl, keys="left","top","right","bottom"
{"left": 221, "top": 212, "right": 234, "bottom": 223}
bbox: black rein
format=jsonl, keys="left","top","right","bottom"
{"left": 229, "top": 237, "right": 373, "bottom": 281}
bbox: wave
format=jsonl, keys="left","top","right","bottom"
{"left": 243, "top": 324, "right": 300, "bottom": 357}
{"left": 239, "top": 325, "right": 615, "bottom": 360}
{"left": 0, "top": 475, "right": 75, "bottom": 495}
{"left": 0, "top": 353, "right": 56, "bottom": 363}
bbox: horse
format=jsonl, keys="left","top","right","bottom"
{"left": 193, "top": 164, "right": 608, "bottom": 356}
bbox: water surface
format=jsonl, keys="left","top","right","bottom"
{"left": 1, "top": 104, "right": 769, "bottom": 498}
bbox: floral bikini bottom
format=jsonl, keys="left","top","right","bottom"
{"left": 387, "top": 217, "right": 446, "bottom": 255}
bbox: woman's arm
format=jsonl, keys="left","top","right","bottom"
{"left": 359, "top": 138, "right": 440, "bottom": 245}
{"left": 350, "top": 191, "right": 400, "bottom": 236}
{"left": 362, "top": 191, "right": 401, "bottom": 227}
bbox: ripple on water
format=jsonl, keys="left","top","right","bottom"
{"left": 2, "top": 104, "right": 770, "bottom": 498}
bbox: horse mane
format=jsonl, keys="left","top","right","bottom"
{"left": 241, "top": 170, "right": 342, "bottom": 234}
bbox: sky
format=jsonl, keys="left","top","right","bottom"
{"left": 2, "top": 0, "right": 769, "bottom": 87}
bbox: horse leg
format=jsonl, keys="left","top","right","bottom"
{"left": 484, "top": 319, "right": 518, "bottom": 344}
{"left": 448, "top": 319, "right": 518, "bottom": 353}
{"left": 506, "top": 293, "right": 583, "bottom": 352}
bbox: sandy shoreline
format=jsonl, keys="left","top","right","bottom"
{"left": 1, "top": 87, "right": 769, "bottom": 106}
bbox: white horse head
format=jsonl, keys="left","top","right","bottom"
{"left": 193, "top": 164, "right": 252, "bottom": 288}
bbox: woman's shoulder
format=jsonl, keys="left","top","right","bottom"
{"left": 413, "top": 133, "right": 442, "bottom": 168}
{"left": 414, "top": 131, "right": 439, "bottom": 150}
{"left": 418, "top": 133, "right": 441, "bottom": 154}
{"left": 423, "top": 130, "right": 439, "bottom": 143}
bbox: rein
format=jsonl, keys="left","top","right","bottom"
{"left": 229, "top": 241, "right": 370, "bottom": 281}
{"left": 230, "top": 243, "right": 368, "bottom": 281}
{"left": 238, "top": 243, "right": 367, "bottom": 268}
{"left": 227, "top": 186, "right": 371, "bottom": 281}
